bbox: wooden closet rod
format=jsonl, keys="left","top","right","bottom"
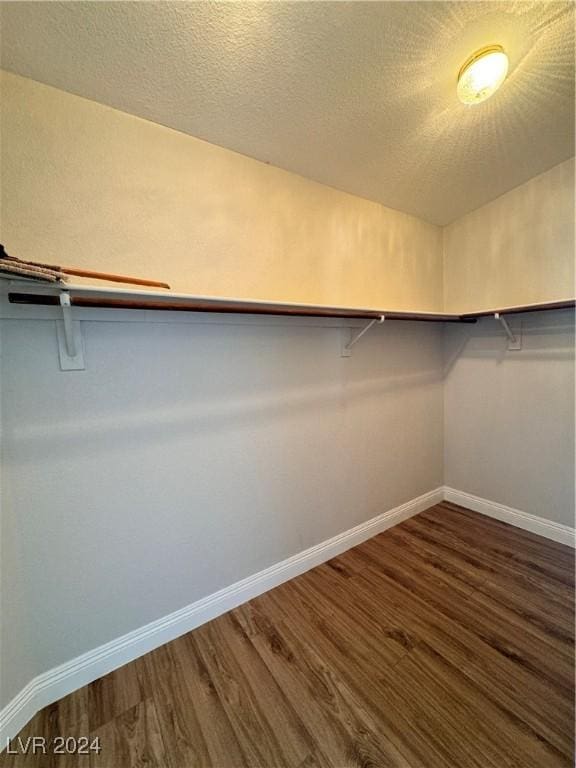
{"left": 461, "top": 299, "right": 575, "bottom": 318}
{"left": 7, "top": 292, "right": 475, "bottom": 322}
{"left": 9, "top": 291, "right": 573, "bottom": 321}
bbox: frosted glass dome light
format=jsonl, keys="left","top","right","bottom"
{"left": 457, "top": 45, "right": 509, "bottom": 105}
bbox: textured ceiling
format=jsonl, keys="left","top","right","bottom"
{"left": 1, "top": 1, "right": 574, "bottom": 225}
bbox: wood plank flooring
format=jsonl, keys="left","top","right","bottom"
{"left": 2, "top": 502, "right": 574, "bottom": 767}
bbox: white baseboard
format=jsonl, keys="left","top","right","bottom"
{"left": 443, "top": 487, "right": 576, "bottom": 548}
{"left": 0, "top": 486, "right": 443, "bottom": 748}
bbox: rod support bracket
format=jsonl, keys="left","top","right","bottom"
{"left": 494, "top": 312, "right": 521, "bottom": 350}
{"left": 57, "top": 291, "right": 85, "bottom": 370}
{"left": 342, "top": 315, "right": 385, "bottom": 357}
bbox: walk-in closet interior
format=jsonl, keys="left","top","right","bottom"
{"left": 0, "top": 2, "right": 574, "bottom": 766}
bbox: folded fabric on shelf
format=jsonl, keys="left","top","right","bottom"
{"left": 0, "top": 244, "right": 66, "bottom": 282}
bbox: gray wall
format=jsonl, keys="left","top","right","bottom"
{"left": 0, "top": 312, "right": 444, "bottom": 708}
{"left": 444, "top": 310, "right": 575, "bottom": 526}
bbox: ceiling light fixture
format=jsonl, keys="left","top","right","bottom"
{"left": 457, "top": 44, "right": 509, "bottom": 105}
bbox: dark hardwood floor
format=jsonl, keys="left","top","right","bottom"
{"left": 3, "top": 502, "right": 574, "bottom": 767}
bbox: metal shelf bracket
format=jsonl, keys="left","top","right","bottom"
{"left": 57, "top": 292, "right": 85, "bottom": 370}
{"left": 342, "top": 315, "right": 385, "bottom": 357}
{"left": 495, "top": 312, "right": 521, "bottom": 351}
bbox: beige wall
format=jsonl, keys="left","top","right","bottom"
{"left": 0, "top": 73, "right": 574, "bottom": 312}
{"left": 0, "top": 71, "right": 444, "bottom": 311}
{"left": 2, "top": 72, "right": 573, "bottom": 315}
{"left": 443, "top": 158, "right": 575, "bottom": 314}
